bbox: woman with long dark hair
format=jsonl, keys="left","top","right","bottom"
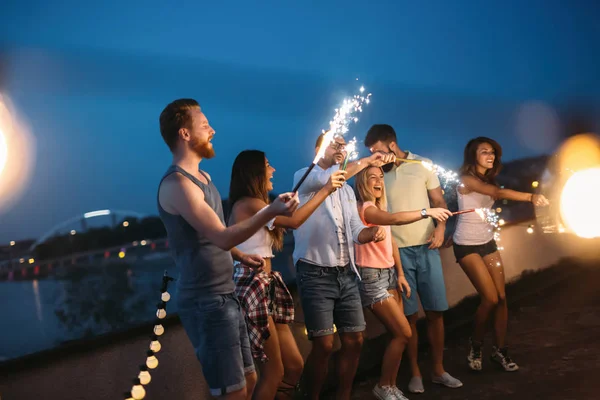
{"left": 453, "top": 137, "right": 549, "bottom": 372}
{"left": 229, "top": 149, "right": 346, "bottom": 400}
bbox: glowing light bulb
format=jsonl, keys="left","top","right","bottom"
{"left": 156, "top": 309, "right": 167, "bottom": 319}
{"left": 154, "top": 324, "right": 164, "bottom": 336}
{"left": 499, "top": 219, "right": 505, "bottom": 226}
{"left": 146, "top": 351, "right": 159, "bottom": 369}
{"left": 161, "top": 291, "right": 171, "bottom": 302}
{"left": 138, "top": 366, "right": 151, "bottom": 385}
{"left": 131, "top": 379, "right": 146, "bottom": 399}
{"left": 150, "top": 338, "right": 161, "bottom": 353}
{"left": 531, "top": 181, "right": 539, "bottom": 188}
{"left": 526, "top": 226, "right": 534, "bottom": 234}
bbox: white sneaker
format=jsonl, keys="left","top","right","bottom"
{"left": 407, "top": 376, "right": 424, "bottom": 394}
{"left": 491, "top": 346, "right": 519, "bottom": 372}
{"left": 432, "top": 372, "right": 463, "bottom": 388}
{"left": 391, "top": 385, "right": 410, "bottom": 400}
{"left": 467, "top": 337, "right": 483, "bottom": 371}
{"left": 373, "top": 384, "right": 398, "bottom": 400}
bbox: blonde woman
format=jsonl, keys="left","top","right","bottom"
{"left": 354, "top": 166, "right": 452, "bottom": 400}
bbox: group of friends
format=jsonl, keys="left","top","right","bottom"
{"left": 156, "top": 98, "right": 549, "bottom": 400}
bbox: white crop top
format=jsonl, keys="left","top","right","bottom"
{"left": 453, "top": 189, "right": 495, "bottom": 246}
{"left": 235, "top": 206, "right": 276, "bottom": 260}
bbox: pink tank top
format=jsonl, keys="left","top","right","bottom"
{"left": 354, "top": 202, "right": 394, "bottom": 269}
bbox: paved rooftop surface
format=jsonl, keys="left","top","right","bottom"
{"left": 327, "top": 264, "right": 600, "bottom": 400}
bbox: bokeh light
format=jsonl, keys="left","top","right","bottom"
{"left": 560, "top": 167, "right": 600, "bottom": 239}
{"left": 538, "top": 133, "right": 600, "bottom": 237}
{"left": 0, "top": 94, "right": 37, "bottom": 213}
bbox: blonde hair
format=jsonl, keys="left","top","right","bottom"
{"left": 355, "top": 166, "right": 387, "bottom": 211}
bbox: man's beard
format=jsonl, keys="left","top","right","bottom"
{"left": 190, "top": 137, "right": 215, "bottom": 159}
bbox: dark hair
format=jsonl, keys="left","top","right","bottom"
{"left": 229, "top": 150, "right": 284, "bottom": 250}
{"left": 159, "top": 99, "right": 200, "bottom": 151}
{"left": 459, "top": 137, "right": 503, "bottom": 185}
{"left": 364, "top": 124, "right": 398, "bottom": 148}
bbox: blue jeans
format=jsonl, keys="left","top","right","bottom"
{"left": 358, "top": 267, "right": 398, "bottom": 308}
{"left": 296, "top": 260, "right": 366, "bottom": 340}
{"left": 399, "top": 245, "right": 449, "bottom": 316}
{"left": 177, "top": 293, "right": 254, "bottom": 396}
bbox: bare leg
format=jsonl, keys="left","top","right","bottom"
{"left": 370, "top": 290, "right": 411, "bottom": 387}
{"left": 336, "top": 332, "right": 364, "bottom": 400}
{"left": 482, "top": 251, "right": 508, "bottom": 348}
{"left": 458, "top": 253, "right": 499, "bottom": 342}
{"left": 406, "top": 312, "right": 421, "bottom": 378}
{"left": 252, "top": 316, "right": 284, "bottom": 400}
{"left": 245, "top": 372, "right": 258, "bottom": 400}
{"left": 425, "top": 310, "right": 446, "bottom": 377}
{"left": 304, "top": 334, "right": 335, "bottom": 400}
{"left": 275, "top": 323, "right": 304, "bottom": 399}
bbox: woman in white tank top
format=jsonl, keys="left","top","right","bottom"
{"left": 453, "top": 137, "right": 549, "bottom": 373}
{"left": 228, "top": 150, "right": 346, "bottom": 400}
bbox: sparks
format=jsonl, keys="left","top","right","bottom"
{"left": 475, "top": 207, "right": 503, "bottom": 251}
{"left": 341, "top": 137, "right": 359, "bottom": 170}
{"left": 394, "top": 158, "right": 461, "bottom": 188}
{"left": 328, "top": 86, "right": 372, "bottom": 139}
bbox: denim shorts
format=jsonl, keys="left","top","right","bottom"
{"left": 453, "top": 239, "right": 498, "bottom": 262}
{"left": 358, "top": 266, "right": 398, "bottom": 308}
{"left": 399, "top": 245, "right": 449, "bottom": 316}
{"left": 296, "top": 260, "right": 366, "bottom": 340}
{"left": 177, "top": 293, "right": 255, "bottom": 397}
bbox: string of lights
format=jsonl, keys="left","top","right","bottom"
{"left": 124, "top": 271, "right": 174, "bottom": 400}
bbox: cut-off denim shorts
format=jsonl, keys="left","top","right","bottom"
{"left": 358, "top": 266, "right": 399, "bottom": 308}
{"left": 296, "top": 260, "right": 366, "bottom": 340}
{"left": 177, "top": 293, "right": 255, "bottom": 397}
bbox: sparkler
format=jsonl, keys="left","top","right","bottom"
{"left": 392, "top": 157, "right": 460, "bottom": 188}
{"left": 475, "top": 207, "right": 503, "bottom": 250}
{"left": 341, "top": 137, "right": 358, "bottom": 171}
{"left": 292, "top": 85, "right": 372, "bottom": 193}
{"left": 452, "top": 208, "right": 475, "bottom": 216}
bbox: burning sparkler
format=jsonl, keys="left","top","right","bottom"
{"left": 392, "top": 157, "right": 460, "bottom": 188}
{"left": 341, "top": 137, "right": 358, "bottom": 171}
{"left": 292, "top": 85, "right": 372, "bottom": 193}
{"left": 452, "top": 208, "right": 475, "bottom": 216}
{"left": 474, "top": 207, "right": 503, "bottom": 250}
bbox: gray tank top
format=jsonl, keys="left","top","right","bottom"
{"left": 157, "top": 165, "right": 234, "bottom": 298}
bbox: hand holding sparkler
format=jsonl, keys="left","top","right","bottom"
{"left": 425, "top": 208, "right": 453, "bottom": 222}
{"left": 269, "top": 192, "right": 300, "bottom": 217}
{"left": 531, "top": 193, "right": 550, "bottom": 207}
{"left": 325, "top": 170, "right": 347, "bottom": 193}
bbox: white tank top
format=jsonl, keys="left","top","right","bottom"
{"left": 235, "top": 206, "right": 276, "bottom": 260}
{"left": 453, "top": 189, "right": 495, "bottom": 245}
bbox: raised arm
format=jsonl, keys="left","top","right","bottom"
{"left": 293, "top": 166, "right": 333, "bottom": 195}
{"left": 160, "top": 174, "right": 298, "bottom": 251}
{"left": 343, "top": 152, "right": 396, "bottom": 179}
{"left": 363, "top": 205, "right": 451, "bottom": 226}
{"left": 277, "top": 170, "right": 346, "bottom": 229}
{"left": 461, "top": 175, "right": 548, "bottom": 205}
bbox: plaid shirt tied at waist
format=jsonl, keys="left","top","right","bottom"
{"left": 233, "top": 264, "right": 295, "bottom": 363}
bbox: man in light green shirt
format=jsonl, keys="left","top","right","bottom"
{"left": 365, "top": 124, "right": 463, "bottom": 394}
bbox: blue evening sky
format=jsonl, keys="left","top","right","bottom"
{"left": 0, "top": 0, "right": 599, "bottom": 242}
